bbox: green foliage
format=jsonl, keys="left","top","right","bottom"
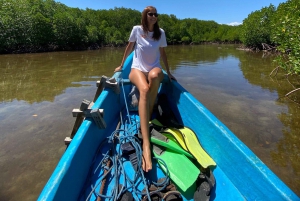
{"left": 0, "top": 0, "right": 33, "bottom": 50}
{"left": 0, "top": 0, "right": 241, "bottom": 53}
{"left": 271, "top": 0, "right": 300, "bottom": 74}
{"left": 240, "top": 4, "right": 276, "bottom": 48}
{"left": 181, "top": 36, "right": 191, "bottom": 44}
{"left": 32, "top": 12, "right": 53, "bottom": 45}
{"left": 86, "top": 25, "right": 98, "bottom": 43}
{"left": 240, "top": 0, "right": 299, "bottom": 74}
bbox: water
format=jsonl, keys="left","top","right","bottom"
{"left": 0, "top": 45, "right": 299, "bottom": 200}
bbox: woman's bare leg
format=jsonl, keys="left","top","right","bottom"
{"left": 129, "top": 69, "right": 152, "bottom": 172}
{"left": 148, "top": 67, "right": 164, "bottom": 118}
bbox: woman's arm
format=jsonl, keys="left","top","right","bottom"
{"left": 114, "top": 42, "right": 135, "bottom": 72}
{"left": 160, "top": 47, "right": 176, "bottom": 80}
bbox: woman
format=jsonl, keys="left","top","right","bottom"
{"left": 114, "top": 6, "right": 175, "bottom": 172}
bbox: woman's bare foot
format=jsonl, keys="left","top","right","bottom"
{"left": 142, "top": 145, "right": 152, "bottom": 172}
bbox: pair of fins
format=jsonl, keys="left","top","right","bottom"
{"left": 150, "top": 119, "right": 216, "bottom": 192}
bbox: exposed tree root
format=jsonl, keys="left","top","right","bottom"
{"left": 269, "top": 66, "right": 279, "bottom": 77}
{"left": 285, "top": 88, "right": 300, "bottom": 97}
{"left": 262, "top": 43, "right": 276, "bottom": 51}
{"left": 270, "top": 67, "right": 300, "bottom": 104}
{"left": 285, "top": 73, "right": 297, "bottom": 89}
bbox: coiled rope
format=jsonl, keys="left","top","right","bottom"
{"left": 82, "top": 77, "right": 169, "bottom": 201}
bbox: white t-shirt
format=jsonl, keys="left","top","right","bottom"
{"left": 129, "top": 25, "right": 167, "bottom": 72}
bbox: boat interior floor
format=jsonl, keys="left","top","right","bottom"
{"left": 78, "top": 110, "right": 245, "bottom": 201}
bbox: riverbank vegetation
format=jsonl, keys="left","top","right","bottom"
{"left": 0, "top": 0, "right": 241, "bottom": 54}
{"left": 0, "top": 0, "right": 299, "bottom": 96}
{"left": 240, "top": 0, "right": 299, "bottom": 100}
{"left": 241, "top": 0, "right": 299, "bottom": 75}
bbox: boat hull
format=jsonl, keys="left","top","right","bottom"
{"left": 38, "top": 53, "right": 299, "bottom": 201}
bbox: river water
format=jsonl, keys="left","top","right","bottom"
{"left": 0, "top": 45, "right": 299, "bottom": 200}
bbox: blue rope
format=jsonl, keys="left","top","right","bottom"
{"left": 82, "top": 76, "right": 170, "bottom": 201}
{"left": 120, "top": 78, "right": 132, "bottom": 126}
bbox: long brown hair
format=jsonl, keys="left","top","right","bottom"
{"left": 141, "top": 6, "right": 161, "bottom": 41}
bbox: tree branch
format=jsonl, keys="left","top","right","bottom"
{"left": 285, "top": 88, "right": 300, "bottom": 97}
{"left": 269, "top": 66, "right": 279, "bottom": 77}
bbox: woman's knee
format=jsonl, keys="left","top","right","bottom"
{"left": 139, "top": 85, "right": 150, "bottom": 96}
{"left": 148, "top": 68, "right": 163, "bottom": 82}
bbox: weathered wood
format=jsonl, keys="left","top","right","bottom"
{"left": 67, "top": 100, "right": 96, "bottom": 146}
{"left": 93, "top": 76, "right": 107, "bottom": 102}
{"left": 97, "top": 121, "right": 120, "bottom": 201}
{"left": 80, "top": 99, "right": 91, "bottom": 111}
{"left": 70, "top": 100, "right": 94, "bottom": 139}
{"left": 90, "top": 109, "right": 106, "bottom": 129}
{"left": 64, "top": 137, "right": 72, "bottom": 145}
{"left": 72, "top": 108, "right": 104, "bottom": 117}
{"left": 96, "top": 158, "right": 111, "bottom": 201}
{"left": 72, "top": 109, "right": 83, "bottom": 117}
{"left": 105, "top": 77, "right": 120, "bottom": 94}
{"left": 70, "top": 113, "right": 84, "bottom": 139}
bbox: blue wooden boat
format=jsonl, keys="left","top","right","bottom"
{"left": 38, "top": 52, "right": 299, "bottom": 201}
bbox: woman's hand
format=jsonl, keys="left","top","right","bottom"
{"left": 114, "top": 66, "right": 122, "bottom": 72}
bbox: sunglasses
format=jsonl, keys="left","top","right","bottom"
{"left": 147, "top": 12, "right": 158, "bottom": 17}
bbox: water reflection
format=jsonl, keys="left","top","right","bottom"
{"left": 0, "top": 45, "right": 299, "bottom": 200}
{"left": 0, "top": 49, "right": 124, "bottom": 201}
{"left": 0, "top": 50, "right": 123, "bottom": 103}
{"left": 167, "top": 45, "right": 300, "bottom": 195}
{"left": 235, "top": 50, "right": 300, "bottom": 190}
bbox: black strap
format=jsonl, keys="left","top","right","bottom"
{"left": 151, "top": 128, "right": 169, "bottom": 142}
{"left": 194, "top": 169, "right": 216, "bottom": 200}
{"left": 121, "top": 142, "right": 138, "bottom": 171}
{"left": 156, "top": 94, "right": 183, "bottom": 129}
{"left": 152, "top": 144, "right": 165, "bottom": 156}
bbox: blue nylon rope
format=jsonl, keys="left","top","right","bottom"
{"left": 82, "top": 76, "right": 170, "bottom": 201}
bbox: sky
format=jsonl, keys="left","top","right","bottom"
{"left": 56, "top": 0, "right": 285, "bottom": 25}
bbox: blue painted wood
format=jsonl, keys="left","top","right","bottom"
{"left": 38, "top": 52, "right": 299, "bottom": 201}
{"left": 163, "top": 81, "right": 299, "bottom": 200}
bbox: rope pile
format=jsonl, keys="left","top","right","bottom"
{"left": 80, "top": 78, "right": 169, "bottom": 201}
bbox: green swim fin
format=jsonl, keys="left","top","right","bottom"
{"left": 149, "top": 127, "right": 194, "bottom": 159}
{"left": 152, "top": 144, "right": 200, "bottom": 192}
{"left": 151, "top": 119, "right": 216, "bottom": 168}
